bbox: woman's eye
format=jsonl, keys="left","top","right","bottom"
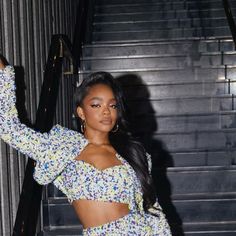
{"left": 91, "top": 104, "right": 101, "bottom": 108}
{"left": 110, "top": 104, "right": 117, "bottom": 109}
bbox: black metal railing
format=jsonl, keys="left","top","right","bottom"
{"left": 13, "top": 34, "right": 76, "bottom": 236}
{"left": 223, "top": 0, "right": 236, "bottom": 48}
{"left": 13, "top": 1, "right": 92, "bottom": 234}
{"left": 72, "top": 0, "right": 94, "bottom": 69}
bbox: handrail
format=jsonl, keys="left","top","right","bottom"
{"left": 223, "top": 0, "right": 236, "bottom": 49}
{"left": 35, "top": 35, "right": 75, "bottom": 132}
{"left": 13, "top": 0, "right": 92, "bottom": 234}
{"left": 13, "top": 34, "right": 76, "bottom": 236}
{"left": 72, "top": 0, "right": 94, "bottom": 70}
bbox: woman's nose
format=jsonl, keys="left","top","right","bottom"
{"left": 103, "top": 106, "right": 110, "bottom": 114}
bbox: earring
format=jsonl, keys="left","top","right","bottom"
{"left": 111, "top": 124, "right": 119, "bottom": 133}
{"left": 81, "top": 120, "right": 86, "bottom": 133}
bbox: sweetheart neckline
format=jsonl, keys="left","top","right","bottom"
{"left": 73, "top": 153, "right": 127, "bottom": 172}
{"left": 76, "top": 160, "right": 126, "bottom": 172}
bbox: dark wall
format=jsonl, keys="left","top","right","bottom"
{"left": 0, "top": 0, "right": 80, "bottom": 235}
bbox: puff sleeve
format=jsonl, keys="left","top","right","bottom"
{"left": 0, "top": 66, "right": 88, "bottom": 185}
{"left": 0, "top": 66, "right": 51, "bottom": 160}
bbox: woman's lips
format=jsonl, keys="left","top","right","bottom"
{"left": 100, "top": 119, "right": 112, "bottom": 124}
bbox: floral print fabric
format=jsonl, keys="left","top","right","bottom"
{"left": 0, "top": 66, "right": 171, "bottom": 235}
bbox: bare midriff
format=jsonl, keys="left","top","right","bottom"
{"left": 72, "top": 199, "right": 130, "bottom": 229}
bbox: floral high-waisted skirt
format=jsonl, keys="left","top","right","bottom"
{"left": 82, "top": 211, "right": 172, "bottom": 236}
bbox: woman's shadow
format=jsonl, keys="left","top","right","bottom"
{"left": 117, "top": 73, "right": 184, "bottom": 236}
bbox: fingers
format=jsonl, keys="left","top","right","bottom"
{"left": 0, "top": 59, "right": 6, "bottom": 69}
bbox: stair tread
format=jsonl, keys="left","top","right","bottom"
{"left": 94, "top": 7, "right": 235, "bottom": 16}
{"left": 82, "top": 51, "right": 236, "bottom": 60}
{"left": 84, "top": 37, "right": 233, "bottom": 47}
{"left": 95, "top": 0, "right": 233, "bottom": 8}
{"left": 92, "top": 36, "right": 232, "bottom": 44}
{"left": 94, "top": 16, "right": 228, "bottom": 24}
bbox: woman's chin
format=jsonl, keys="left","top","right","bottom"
{"left": 90, "top": 127, "right": 113, "bottom": 133}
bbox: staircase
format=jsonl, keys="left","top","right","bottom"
{"left": 41, "top": 0, "right": 236, "bottom": 235}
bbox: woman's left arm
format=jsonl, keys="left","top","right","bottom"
{"left": 0, "top": 65, "right": 50, "bottom": 160}
{"left": 0, "top": 64, "right": 88, "bottom": 185}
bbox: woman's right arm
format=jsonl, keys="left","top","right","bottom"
{"left": 0, "top": 65, "right": 50, "bottom": 160}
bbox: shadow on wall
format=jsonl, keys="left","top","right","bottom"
{"left": 116, "top": 73, "right": 184, "bottom": 236}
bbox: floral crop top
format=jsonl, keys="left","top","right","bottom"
{"left": 0, "top": 66, "right": 154, "bottom": 213}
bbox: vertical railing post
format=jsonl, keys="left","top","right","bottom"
{"left": 12, "top": 0, "right": 93, "bottom": 233}
{"left": 223, "top": 0, "right": 236, "bottom": 49}
{"left": 13, "top": 35, "right": 75, "bottom": 236}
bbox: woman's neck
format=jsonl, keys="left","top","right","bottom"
{"left": 84, "top": 131, "right": 110, "bottom": 146}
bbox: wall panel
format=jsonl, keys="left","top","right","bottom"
{"left": 0, "top": 0, "right": 80, "bottom": 235}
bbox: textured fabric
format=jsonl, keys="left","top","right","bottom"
{"left": 83, "top": 210, "right": 171, "bottom": 236}
{"left": 0, "top": 66, "right": 172, "bottom": 235}
{"left": 0, "top": 66, "right": 89, "bottom": 185}
{"left": 64, "top": 153, "right": 134, "bottom": 205}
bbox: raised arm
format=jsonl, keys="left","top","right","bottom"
{"left": 0, "top": 62, "right": 88, "bottom": 184}
{"left": 0, "top": 64, "right": 50, "bottom": 160}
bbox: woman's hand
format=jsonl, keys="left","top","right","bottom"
{"left": 0, "top": 59, "right": 6, "bottom": 69}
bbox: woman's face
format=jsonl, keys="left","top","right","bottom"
{"left": 77, "top": 84, "right": 118, "bottom": 134}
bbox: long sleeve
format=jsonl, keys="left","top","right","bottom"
{"left": 0, "top": 66, "right": 88, "bottom": 185}
{"left": 0, "top": 66, "right": 50, "bottom": 160}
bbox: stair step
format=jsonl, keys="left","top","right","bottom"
{"left": 95, "top": 1, "right": 236, "bottom": 14}
{"left": 43, "top": 199, "right": 80, "bottom": 227}
{"left": 81, "top": 52, "right": 236, "bottom": 72}
{"left": 132, "top": 111, "right": 236, "bottom": 133}
{"left": 94, "top": 18, "right": 229, "bottom": 32}
{"left": 151, "top": 128, "right": 236, "bottom": 151}
{"left": 173, "top": 198, "right": 236, "bottom": 223}
{"left": 126, "top": 94, "right": 235, "bottom": 116}
{"left": 92, "top": 26, "right": 231, "bottom": 42}
{"left": 96, "top": 0, "right": 229, "bottom": 6}
{"left": 184, "top": 222, "right": 236, "bottom": 236}
{"left": 163, "top": 166, "right": 236, "bottom": 195}
{"left": 83, "top": 39, "right": 234, "bottom": 57}
{"left": 94, "top": 8, "right": 236, "bottom": 22}
{"left": 124, "top": 80, "right": 231, "bottom": 98}
{"left": 200, "top": 39, "right": 235, "bottom": 53}
{"left": 40, "top": 227, "right": 82, "bottom": 236}
{"left": 95, "top": 2, "right": 188, "bottom": 13}
{"left": 169, "top": 149, "right": 236, "bottom": 167}
{"left": 79, "top": 65, "right": 236, "bottom": 83}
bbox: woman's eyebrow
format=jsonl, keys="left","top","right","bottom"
{"left": 109, "top": 98, "right": 117, "bottom": 102}
{"left": 89, "top": 97, "right": 102, "bottom": 101}
{"left": 89, "top": 97, "right": 116, "bottom": 102}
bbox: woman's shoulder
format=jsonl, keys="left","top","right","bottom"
{"left": 48, "top": 124, "right": 89, "bottom": 154}
{"left": 49, "top": 124, "right": 89, "bottom": 155}
{"left": 49, "top": 124, "right": 87, "bottom": 142}
{"left": 33, "top": 125, "right": 89, "bottom": 185}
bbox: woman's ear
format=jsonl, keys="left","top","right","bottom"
{"left": 76, "top": 106, "right": 85, "bottom": 120}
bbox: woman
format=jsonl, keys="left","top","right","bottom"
{"left": 0, "top": 59, "right": 171, "bottom": 235}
